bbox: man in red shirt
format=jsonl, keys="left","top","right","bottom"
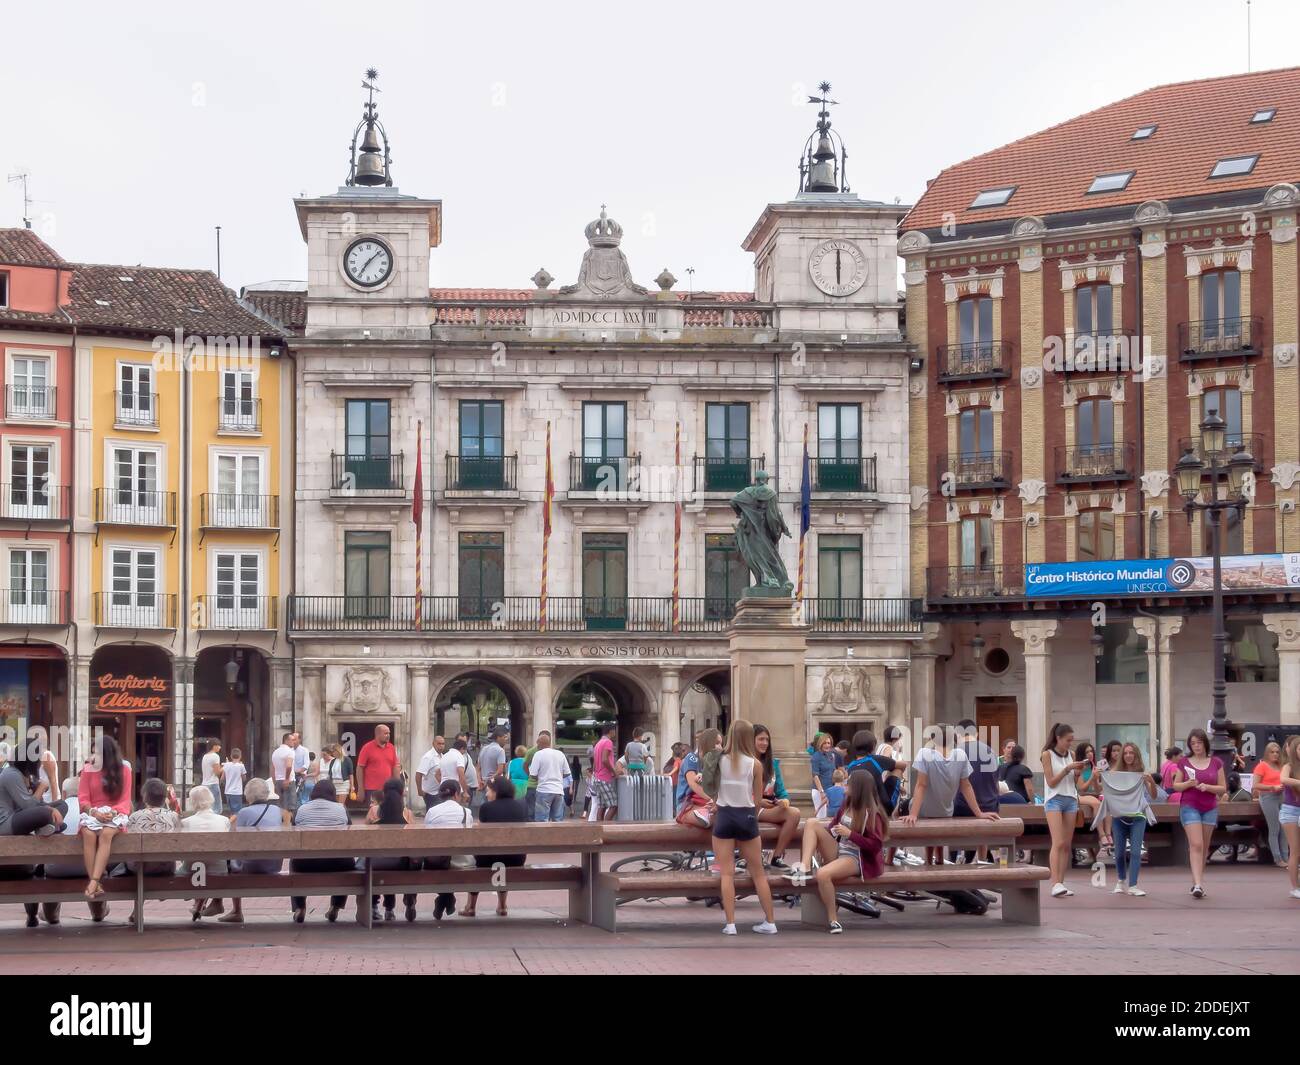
{"left": 356, "top": 724, "right": 401, "bottom": 806}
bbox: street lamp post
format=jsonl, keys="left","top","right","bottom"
{"left": 1173, "top": 412, "right": 1254, "bottom": 768}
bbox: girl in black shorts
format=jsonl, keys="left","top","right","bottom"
{"left": 711, "top": 719, "right": 778, "bottom": 936}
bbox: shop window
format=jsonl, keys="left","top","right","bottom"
{"left": 1095, "top": 624, "right": 1148, "bottom": 684}
{"left": 1225, "top": 620, "right": 1278, "bottom": 683}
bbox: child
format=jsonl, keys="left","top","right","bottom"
{"left": 824, "top": 767, "right": 848, "bottom": 821}
{"left": 223, "top": 749, "right": 247, "bottom": 814}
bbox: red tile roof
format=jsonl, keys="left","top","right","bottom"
{"left": 902, "top": 66, "right": 1300, "bottom": 232}
{"left": 0, "top": 229, "right": 66, "bottom": 268}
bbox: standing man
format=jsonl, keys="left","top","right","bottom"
{"left": 459, "top": 732, "right": 481, "bottom": 810}
{"left": 591, "top": 722, "right": 621, "bottom": 821}
{"left": 522, "top": 731, "right": 549, "bottom": 820}
{"left": 529, "top": 733, "right": 572, "bottom": 822}
{"left": 200, "top": 741, "right": 223, "bottom": 813}
{"left": 478, "top": 727, "right": 509, "bottom": 790}
{"left": 439, "top": 737, "right": 470, "bottom": 803}
{"left": 356, "top": 725, "right": 401, "bottom": 805}
{"left": 291, "top": 732, "right": 310, "bottom": 798}
{"left": 415, "top": 734, "right": 446, "bottom": 811}
{"left": 272, "top": 733, "right": 297, "bottom": 813}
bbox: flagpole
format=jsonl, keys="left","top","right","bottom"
{"left": 672, "top": 421, "right": 681, "bottom": 633}
{"left": 796, "top": 423, "right": 808, "bottom": 604}
{"left": 414, "top": 420, "right": 423, "bottom": 631}
{"left": 540, "top": 421, "right": 552, "bottom": 633}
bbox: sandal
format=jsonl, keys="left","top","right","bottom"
{"left": 85, "top": 879, "right": 103, "bottom": 900}
{"left": 496, "top": 906, "right": 508, "bottom": 917}
{"left": 458, "top": 908, "right": 477, "bottom": 918}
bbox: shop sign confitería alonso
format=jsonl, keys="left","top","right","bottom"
{"left": 92, "top": 673, "right": 171, "bottom": 713}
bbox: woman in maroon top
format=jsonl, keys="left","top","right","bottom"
{"left": 1170, "top": 728, "right": 1227, "bottom": 899}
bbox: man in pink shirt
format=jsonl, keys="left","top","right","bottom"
{"left": 591, "top": 722, "right": 621, "bottom": 821}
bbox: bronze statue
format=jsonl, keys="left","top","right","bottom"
{"left": 730, "top": 470, "right": 793, "bottom": 597}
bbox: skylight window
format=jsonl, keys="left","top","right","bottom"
{"left": 1087, "top": 171, "right": 1135, "bottom": 194}
{"left": 1251, "top": 109, "right": 1276, "bottom": 124}
{"left": 1132, "top": 125, "right": 1157, "bottom": 140}
{"left": 969, "top": 186, "right": 1016, "bottom": 209}
{"left": 1209, "top": 154, "right": 1259, "bottom": 178}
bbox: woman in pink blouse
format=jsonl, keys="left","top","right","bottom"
{"left": 78, "top": 736, "right": 133, "bottom": 899}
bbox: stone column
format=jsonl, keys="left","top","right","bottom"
{"left": 885, "top": 663, "right": 910, "bottom": 730}
{"left": 173, "top": 657, "right": 195, "bottom": 789}
{"left": 1132, "top": 616, "right": 1185, "bottom": 760}
{"left": 300, "top": 664, "right": 325, "bottom": 755}
{"left": 908, "top": 623, "right": 946, "bottom": 735}
{"left": 70, "top": 656, "right": 92, "bottom": 767}
{"left": 728, "top": 598, "right": 810, "bottom": 804}
{"left": 1010, "top": 619, "right": 1058, "bottom": 759}
{"left": 1264, "top": 615, "right": 1300, "bottom": 725}
{"left": 531, "top": 665, "right": 554, "bottom": 740}
{"left": 658, "top": 667, "right": 682, "bottom": 756}
{"left": 270, "top": 658, "right": 295, "bottom": 737}
{"left": 408, "top": 665, "right": 431, "bottom": 769}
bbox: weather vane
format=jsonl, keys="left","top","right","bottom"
{"left": 798, "top": 79, "right": 849, "bottom": 195}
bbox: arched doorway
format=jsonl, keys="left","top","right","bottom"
{"left": 89, "top": 643, "right": 173, "bottom": 787}
{"left": 683, "top": 669, "right": 730, "bottom": 743}
{"left": 0, "top": 641, "right": 69, "bottom": 780}
{"left": 432, "top": 671, "right": 528, "bottom": 752}
{"left": 554, "top": 670, "right": 655, "bottom": 762}
{"left": 193, "top": 646, "right": 273, "bottom": 778}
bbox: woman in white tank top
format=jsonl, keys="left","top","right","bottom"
{"left": 710, "top": 720, "right": 778, "bottom": 937}
{"left": 1040, "top": 723, "right": 1086, "bottom": 898}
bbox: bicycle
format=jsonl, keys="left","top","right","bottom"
{"left": 609, "top": 849, "right": 713, "bottom": 905}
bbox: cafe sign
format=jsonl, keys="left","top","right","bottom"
{"left": 93, "top": 673, "right": 171, "bottom": 714}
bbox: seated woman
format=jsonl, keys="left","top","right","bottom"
{"left": 183, "top": 785, "right": 231, "bottom": 921}
{"left": 223, "top": 777, "right": 286, "bottom": 924}
{"left": 78, "top": 736, "right": 132, "bottom": 900}
{"left": 752, "top": 724, "right": 800, "bottom": 870}
{"left": 462, "top": 775, "right": 527, "bottom": 917}
{"left": 422, "top": 778, "right": 474, "bottom": 920}
{"left": 1074, "top": 742, "right": 1105, "bottom": 854}
{"left": 365, "top": 777, "right": 412, "bottom": 922}
{"left": 997, "top": 745, "right": 1035, "bottom": 805}
{"left": 0, "top": 755, "right": 69, "bottom": 927}
{"left": 290, "top": 778, "right": 353, "bottom": 923}
{"left": 786, "top": 772, "right": 890, "bottom": 934}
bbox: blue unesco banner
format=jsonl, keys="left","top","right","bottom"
{"left": 1024, "top": 554, "right": 1300, "bottom": 598}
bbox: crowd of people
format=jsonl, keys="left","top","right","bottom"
{"left": 1, "top": 715, "right": 1296, "bottom": 932}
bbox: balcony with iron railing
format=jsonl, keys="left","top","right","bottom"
{"left": 936, "top": 451, "right": 1012, "bottom": 492}
{"left": 0, "top": 590, "right": 69, "bottom": 626}
{"left": 1057, "top": 330, "right": 1140, "bottom": 374}
{"left": 813, "top": 455, "right": 877, "bottom": 493}
{"left": 4, "top": 385, "right": 57, "bottom": 421}
{"left": 1054, "top": 443, "right": 1137, "bottom": 484}
{"left": 0, "top": 484, "right": 71, "bottom": 522}
{"left": 199, "top": 493, "right": 280, "bottom": 529}
{"left": 288, "top": 595, "right": 923, "bottom": 635}
{"left": 568, "top": 454, "right": 640, "bottom": 495}
{"left": 115, "top": 391, "right": 159, "bottom": 429}
{"left": 445, "top": 454, "right": 518, "bottom": 493}
{"left": 329, "top": 452, "right": 406, "bottom": 496}
{"left": 936, "top": 341, "right": 1013, "bottom": 384}
{"left": 1176, "top": 432, "right": 1267, "bottom": 473}
{"left": 926, "top": 566, "right": 1025, "bottom": 602}
{"left": 217, "top": 397, "right": 261, "bottom": 433}
{"left": 693, "top": 455, "right": 766, "bottom": 494}
{"left": 93, "top": 488, "right": 177, "bottom": 526}
{"left": 92, "top": 592, "right": 178, "bottom": 629}
{"left": 1178, "top": 316, "right": 1263, "bottom": 362}
{"left": 196, "top": 594, "right": 278, "bottom": 630}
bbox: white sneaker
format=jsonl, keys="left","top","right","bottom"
{"left": 1191, "top": 884, "right": 1205, "bottom": 899}
{"left": 1112, "top": 883, "right": 1125, "bottom": 894}
{"left": 1127, "top": 886, "right": 1146, "bottom": 897}
{"left": 722, "top": 923, "right": 737, "bottom": 936}
{"left": 751, "top": 920, "right": 778, "bottom": 935}
{"left": 1288, "top": 889, "right": 1300, "bottom": 900}
{"left": 1050, "top": 883, "right": 1073, "bottom": 898}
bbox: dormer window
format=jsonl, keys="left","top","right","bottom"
{"left": 0, "top": 271, "right": 8, "bottom": 308}
{"left": 969, "top": 186, "right": 1016, "bottom": 209}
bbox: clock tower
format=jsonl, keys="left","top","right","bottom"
{"left": 293, "top": 70, "right": 441, "bottom": 340}
{"left": 741, "top": 82, "right": 907, "bottom": 335}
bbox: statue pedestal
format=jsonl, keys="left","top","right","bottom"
{"left": 727, "top": 596, "right": 811, "bottom": 809}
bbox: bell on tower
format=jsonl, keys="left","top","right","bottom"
{"left": 799, "top": 81, "right": 849, "bottom": 195}
{"left": 347, "top": 68, "right": 393, "bottom": 187}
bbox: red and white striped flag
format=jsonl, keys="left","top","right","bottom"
{"left": 672, "top": 421, "right": 682, "bottom": 632}
{"left": 540, "top": 421, "right": 553, "bottom": 632}
{"left": 413, "top": 421, "right": 424, "bottom": 630}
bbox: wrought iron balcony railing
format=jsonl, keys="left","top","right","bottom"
{"left": 0, "top": 590, "right": 69, "bottom": 625}
{"left": 936, "top": 341, "right": 1013, "bottom": 383}
{"left": 814, "top": 455, "right": 877, "bottom": 492}
{"left": 1054, "top": 443, "right": 1137, "bottom": 484}
{"left": 196, "top": 594, "right": 278, "bottom": 630}
{"left": 569, "top": 454, "right": 639, "bottom": 494}
{"left": 445, "top": 454, "right": 518, "bottom": 492}
{"left": 93, "top": 592, "right": 178, "bottom": 628}
{"left": 115, "top": 391, "right": 158, "bottom": 428}
{"left": 93, "top": 488, "right": 177, "bottom": 526}
{"left": 199, "top": 493, "right": 280, "bottom": 529}
{"left": 693, "top": 455, "right": 766, "bottom": 494}
{"left": 926, "top": 566, "right": 1024, "bottom": 602}
{"left": 4, "top": 385, "right": 57, "bottom": 420}
{"left": 1176, "top": 433, "right": 1266, "bottom": 472}
{"left": 1178, "top": 316, "right": 1263, "bottom": 361}
{"left": 330, "top": 452, "right": 405, "bottom": 493}
{"left": 218, "top": 396, "right": 261, "bottom": 433}
{"left": 936, "top": 451, "right": 1012, "bottom": 491}
{"left": 0, "top": 484, "right": 71, "bottom": 521}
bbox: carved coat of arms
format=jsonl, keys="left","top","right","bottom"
{"left": 338, "top": 666, "right": 394, "bottom": 715}
{"left": 818, "top": 665, "right": 867, "bottom": 714}
{"left": 558, "top": 206, "right": 650, "bottom": 300}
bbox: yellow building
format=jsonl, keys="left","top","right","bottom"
{"left": 75, "top": 266, "right": 288, "bottom": 786}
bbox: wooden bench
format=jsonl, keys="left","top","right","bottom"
{"left": 590, "top": 817, "right": 1049, "bottom": 931}
{"left": 1003, "top": 801, "right": 1264, "bottom": 867}
{"left": 0, "top": 823, "right": 602, "bottom": 932}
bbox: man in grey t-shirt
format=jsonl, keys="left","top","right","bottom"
{"left": 478, "top": 727, "right": 509, "bottom": 787}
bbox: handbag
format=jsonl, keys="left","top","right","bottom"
{"left": 675, "top": 793, "right": 713, "bottom": 828}
{"left": 449, "top": 805, "right": 477, "bottom": 869}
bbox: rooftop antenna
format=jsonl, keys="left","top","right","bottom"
{"left": 215, "top": 225, "right": 223, "bottom": 280}
{"left": 685, "top": 266, "right": 695, "bottom": 296}
{"left": 7, "top": 170, "right": 32, "bottom": 229}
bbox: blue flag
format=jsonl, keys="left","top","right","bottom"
{"left": 799, "top": 438, "right": 811, "bottom": 536}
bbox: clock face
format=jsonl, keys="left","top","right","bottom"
{"left": 809, "top": 239, "right": 867, "bottom": 297}
{"left": 343, "top": 238, "right": 394, "bottom": 288}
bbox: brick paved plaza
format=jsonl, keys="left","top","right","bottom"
{"left": 1, "top": 863, "right": 1294, "bottom": 975}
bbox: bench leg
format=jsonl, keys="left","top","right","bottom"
{"left": 356, "top": 860, "right": 373, "bottom": 928}
{"left": 572, "top": 852, "right": 598, "bottom": 925}
{"left": 1000, "top": 884, "right": 1040, "bottom": 926}
{"left": 591, "top": 877, "right": 618, "bottom": 933}
{"left": 800, "top": 890, "right": 830, "bottom": 928}
{"left": 135, "top": 867, "right": 145, "bottom": 935}
{"left": 1148, "top": 831, "right": 1182, "bottom": 868}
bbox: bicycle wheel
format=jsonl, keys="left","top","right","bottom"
{"left": 610, "top": 853, "right": 681, "bottom": 874}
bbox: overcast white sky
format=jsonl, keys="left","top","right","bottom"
{"left": 2, "top": 0, "right": 1296, "bottom": 295}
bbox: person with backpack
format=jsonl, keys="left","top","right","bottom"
{"left": 785, "top": 771, "right": 889, "bottom": 933}
{"left": 844, "top": 730, "right": 908, "bottom": 815}
{"left": 675, "top": 728, "right": 720, "bottom": 828}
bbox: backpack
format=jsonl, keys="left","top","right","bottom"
{"left": 848, "top": 755, "right": 901, "bottom": 812}
{"left": 699, "top": 750, "right": 722, "bottom": 800}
